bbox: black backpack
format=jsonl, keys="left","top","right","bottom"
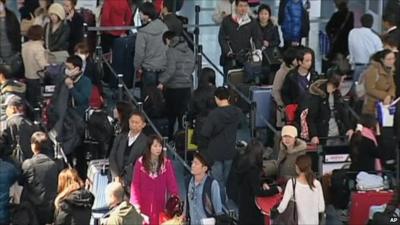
{"left": 87, "top": 110, "right": 114, "bottom": 144}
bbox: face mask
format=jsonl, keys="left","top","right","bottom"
{"left": 77, "top": 53, "right": 87, "bottom": 61}
{"left": 65, "top": 68, "right": 73, "bottom": 77}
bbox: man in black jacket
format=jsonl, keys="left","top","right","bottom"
{"left": 0, "top": 95, "right": 40, "bottom": 165}
{"left": 109, "top": 111, "right": 148, "bottom": 194}
{"left": 64, "top": 0, "right": 84, "bottom": 55}
{"left": 218, "top": 0, "right": 261, "bottom": 82}
{"left": 21, "top": 131, "right": 59, "bottom": 225}
{"left": 306, "top": 75, "right": 353, "bottom": 145}
{"left": 199, "top": 87, "right": 242, "bottom": 202}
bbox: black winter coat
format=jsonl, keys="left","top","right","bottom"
{"left": 258, "top": 21, "right": 280, "bottom": 48}
{"left": 237, "top": 163, "right": 279, "bottom": 225}
{"left": 198, "top": 105, "right": 242, "bottom": 161}
{"left": 350, "top": 136, "right": 381, "bottom": 172}
{"left": 325, "top": 9, "right": 354, "bottom": 59}
{"left": 187, "top": 85, "right": 216, "bottom": 144}
{"left": 306, "top": 79, "right": 351, "bottom": 139}
{"left": 66, "top": 12, "right": 84, "bottom": 55}
{"left": 4, "top": 9, "right": 21, "bottom": 53}
{"left": 0, "top": 114, "right": 40, "bottom": 163}
{"left": 54, "top": 189, "right": 94, "bottom": 225}
{"left": 281, "top": 68, "right": 319, "bottom": 106}
{"left": 218, "top": 15, "right": 261, "bottom": 66}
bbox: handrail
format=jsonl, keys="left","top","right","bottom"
{"left": 86, "top": 23, "right": 218, "bottom": 32}
{"left": 100, "top": 56, "right": 191, "bottom": 172}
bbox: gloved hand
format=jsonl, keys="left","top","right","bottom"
{"left": 270, "top": 207, "right": 279, "bottom": 219}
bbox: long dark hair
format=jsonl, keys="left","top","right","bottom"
{"left": 350, "top": 114, "right": 377, "bottom": 161}
{"left": 142, "top": 135, "right": 165, "bottom": 174}
{"left": 197, "top": 67, "right": 216, "bottom": 89}
{"left": 239, "top": 139, "right": 264, "bottom": 170}
{"left": 115, "top": 101, "right": 135, "bottom": 133}
{"left": 295, "top": 154, "right": 316, "bottom": 190}
{"left": 371, "top": 49, "right": 394, "bottom": 68}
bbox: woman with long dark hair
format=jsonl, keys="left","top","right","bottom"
{"left": 130, "top": 135, "right": 179, "bottom": 225}
{"left": 275, "top": 154, "right": 325, "bottom": 225}
{"left": 350, "top": 114, "right": 382, "bottom": 172}
{"left": 237, "top": 139, "right": 282, "bottom": 225}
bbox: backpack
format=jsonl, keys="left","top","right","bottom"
{"left": 187, "top": 176, "right": 236, "bottom": 225}
{"left": 86, "top": 110, "right": 114, "bottom": 144}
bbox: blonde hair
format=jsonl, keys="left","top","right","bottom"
{"left": 55, "top": 168, "right": 84, "bottom": 208}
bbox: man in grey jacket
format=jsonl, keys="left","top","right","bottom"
{"left": 135, "top": 2, "right": 168, "bottom": 97}
{"left": 158, "top": 31, "right": 195, "bottom": 139}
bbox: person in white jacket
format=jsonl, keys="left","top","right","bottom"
{"left": 273, "top": 154, "right": 325, "bottom": 225}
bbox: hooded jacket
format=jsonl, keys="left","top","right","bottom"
{"left": 277, "top": 138, "right": 307, "bottom": 178}
{"left": 306, "top": 79, "right": 351, "bottom": 139}
{"left": 54, "top": 189, "right": 94, "bottom": 225}
{"left": 362, "top": 61, "right": 396, "bottom": 115}
{"left": 134, "top": 19, "right": 168, "bottom": 71}
{"left": 106, "top": 201, "right": 144, "bottom": 225}
{"left": 159, "top": 36, "right": 194, "bottom": 89}
{"left": 199, "top": 105, "right": 242, "bottom": 161}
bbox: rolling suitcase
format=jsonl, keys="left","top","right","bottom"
{"left": 87, "top": 159, "right": 110, "bottom": 221}
{"left": 250, "top": 86, "right": 273, "bottom": 128}
{"left": 349, "top": 191, "right": 394, "bottom": 225}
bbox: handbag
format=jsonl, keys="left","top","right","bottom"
{"left": 45, "top": 23, "right": 69, "bottom": 65}
{"left": 273, "top": 178, "right": 298, "bottom": 225}
{"left": 263, "top": 47, "right": 282, "bottom": 65}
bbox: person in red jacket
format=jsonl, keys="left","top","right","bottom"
{"left": 100, "top": 0, "right": 133, "bottom": 54}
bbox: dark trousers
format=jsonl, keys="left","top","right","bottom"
{"left": 26, "top": 79, "right": 41, "bottom": 108}
{"left": 164, "top": 87, "right": 191, "bottom": 139}
{"left": 141, "top": 69, "right": 163, "bottom": 99}
{"left": 101, "top": 33, "right": 118, "bottom": 84}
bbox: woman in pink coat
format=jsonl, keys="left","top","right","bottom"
{"left": 130, "top": 135, "right": 179, "bottom": 225}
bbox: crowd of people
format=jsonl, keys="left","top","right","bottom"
{"left": 0, "top": 0, "right": 399, "bottom": 225}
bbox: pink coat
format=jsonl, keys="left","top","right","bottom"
{"left": 130, "top": 157, "right": 179, "bottom": 225}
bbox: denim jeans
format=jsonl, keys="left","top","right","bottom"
{"left": 141, "top": 70, "right": 162, "bottom": 98}
{"left": 211, "top": 160, "right": 233, "bottom": 203}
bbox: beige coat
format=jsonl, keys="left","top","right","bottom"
{"left": 362, "top": 61, "right": 396, "bottom": 115}
{"left": 21, "top": 40, "right": 49, "bottom": 80}
{"left": 277, "top": 138, "right": 307, "bottom": 178}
